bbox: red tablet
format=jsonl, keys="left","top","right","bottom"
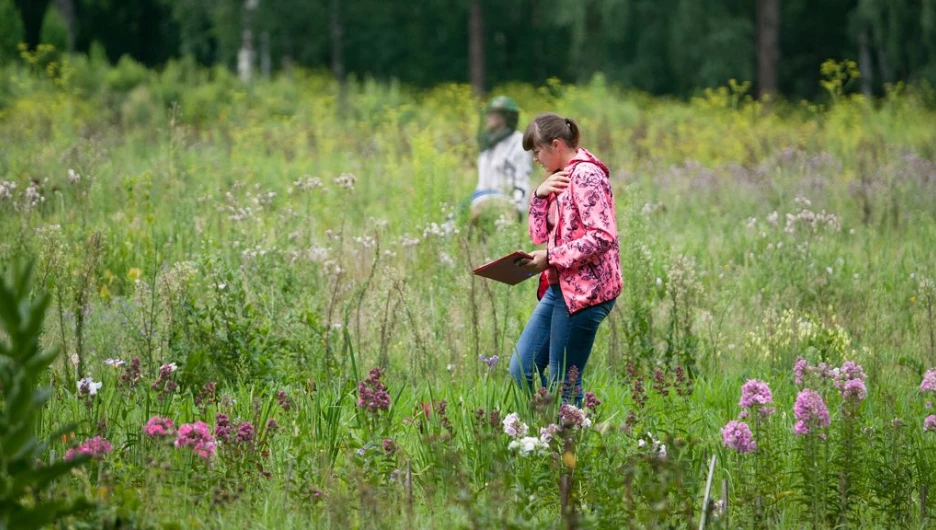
{"left": 472, "top": 251, "right": 536, "bottom": 285}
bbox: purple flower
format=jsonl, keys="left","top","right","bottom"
{"left": 144, "top": 416, "right": 175, "bottom": 438}
{"left": 584, "top": 392, "right": 601, "bottom": 411}
{"left": 539, "top": 423, "right": 559, "bottom": 444}
{"left": 921, "top": 369, "right": 936, "bottom": 393}
{"left": 739, "top": 379, "right": 774, "bottom": 416}
{"left": 236, "top": 422, "right": 255, "bottom": 444}
{"left": 721, "top": 421, "right": 757, "bottom": 453}
{"left": 558, "top": 404, "right": 592, "bottom": 431}
{"left": 478, "top": 354, "right": 500, "bottom": 371}
{"left": 357, "top": 367, "right": 391, "bottom": 413}
{"left": 840, "top": 378, "right": 867, "bottom": 403}
{"left": 276, "top": 390, "right": 292, "bottom": 412}
{"left": 793, "top": 358, "right": 809, "bottom": 387}
{"left": 176, "top": 421, "right": 216, "bottom": 459}
{"left": 793, "top": 389, "right": 830, "bottom": 436}
{"left": 502, "top": 413, "right": 528, "bottom": 438}
{"left": 382, "top": 438, "right": 396, "bottom": 453}
{"left": 924, "top": 415, "right": 936, "bottom": 432}
{"left": 65, "top": 436, "right": 114, "bottom": 461}
{"left": 266, "top": 418, "right": 280, "bottom": 433}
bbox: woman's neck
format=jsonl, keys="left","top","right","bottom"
{"left": 558, "top": 147, "right": 579, "bottom": 168}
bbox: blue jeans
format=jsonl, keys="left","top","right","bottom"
{"left": 509, "top": 284, "right": 616, "bottom": 406}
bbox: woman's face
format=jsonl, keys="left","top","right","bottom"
{"left": 531, "top": 140, "right": 564, "bottom": 172}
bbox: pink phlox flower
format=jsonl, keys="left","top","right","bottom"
{"left": 721, "top": 421, "right": 757, "bottom": 453}
{"left": 793, "top": 389, "right": 830, "bottom": 436}
{"left": 144, "top": 416, "right": 176, "bottom": 438}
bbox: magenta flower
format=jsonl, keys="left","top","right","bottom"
{"left": 215, "top": 413, "right": 233, "bottom": 442}
{"left": 357, "top": 367, "right": 391, "bottom": 413}
{"left": 276, "top": 390, "right": 292, "bottom": 412}
{"left": 739, "top": 379, "right": 774, "bottom": 416}
{"left": 793, "top": 358, "right": 809, "bottom": 387}
{"left": 921, "top": 370, "right": 936, "bottom": 393}
{"left": 175, "top": 421, "right": 216, "bottom": 459}
{"left": 721, "top": 421, "right": 757, "bottom": 453}
{"left": 144, "top": 416, "right": 176, "bottom": 438}
{"left": 840, "top": 378, "right": 867, "bottom": 403}
{"left": 382, "top": 438, "right": 396, "bottom": 453}
{"left": 924, "top": 415, "right": 936, "bottom": 432}
{"left": 584, "top": 392, "right": 601, "bottom": 411}
{"left": 236, "top": 422, "right": 255, "bottom": 444}
{"left": 558, "top": 404, "right": 592, "bottom": 430}
{"left": 65, "top": 436, "right": 113, "bottom": 461}
{"left": 793, "top": 389, "right": 830, "bottom": 435}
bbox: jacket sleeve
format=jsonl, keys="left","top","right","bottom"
{"left": 547, "top": 165, "right": 617, "bottom": 270}
{"left": 528, "top": 193, "right": 550, "bottom": 245}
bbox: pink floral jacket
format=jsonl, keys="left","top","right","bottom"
{"left": 529, "top": 148, "right": 623, "bottom": 314}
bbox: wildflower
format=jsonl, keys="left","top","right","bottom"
{"left": 120, "top": 357, "right": 142, "bottom": 389}
{"left": 65, "top": 436, "right": 113, "bottom": 461}
{"left": 502, "top": 412, "right": 528, "bottom": 438}
{"left": 926, "top": 402, "right": 933, "bottom": 410}
{"left": 176, "top": 421, "right": 216, "bottom": 459}
{"left": 558, "top": 404, "right": 592, "bottom": 430}
{"left": 276, "top": 390, "right": 292, "bottom": 412}
{"left": 584, "top": 392, "right": 601, "bottom": 411}
{"left": 539, "top": 424, "right": 560, "bottom": 444}
{"left": 151, "top": 362, "right": 179, "bottom": 397}
{"left": 194, "top": 382, "right": 217, "bottom": 409}
{"left": 924, "top": 415, "right": 936, "bottom": 432}
{"left": 739, "top": 379, "right": 773, "bottom": 416}
{"left": 0, "top": 180, "right": 16, "bottom": 200}
{"left": 334, "top": 173, "right": 356, "bottom": 190}
{"left": 921, "top": 369, "right": 936, "bottom": 393}
{"left": 673, "top": 365, "right": 693, "bottom": 397}
{"left": 236, "top": 422, "right": 255, "bottom": 444}
{"left": 562, "top": 365, "right": 582, "bottom": 401}
{"left": 478, "top": 354, "right": 499, "bottom": 371}
{"left": 840, "top": 379, "right": 867, "bottom": 403}
{"left": 721, "top": 421, "right": 757, "bottom": 453}
{"left": 382, "top": 438, "right": 396, "bottom": 453}
{"left": 144, "top": 416, "right": 176, "bottom": 438}
{"left": 793, "top": 358, "right": 809, "bottom": 387}
{"left": 67, "top": 168, "right": 81, "bottom": 185}
{"left": 104, "top": 358, "right": 125, "bottom": 368}
{"left": 266, "top": 418, "right": 280, "bottom": 433}
{"left": 652, "top": 369, "right": 669, "bottom": 396}
{"left": 78, "top": 377, "right": 102, "bottom": 396}
{"left": 215, "top": 414, "right": 233, "bottom": 442}
{"left": 357, "top": 367, "right": 391, "bottom": 413}
{"left": 508, "top": 436, "right": 547, "bottom": 456}
{"left": 793, "top": 389, "right": 830, "bottom": 435}
{"left": 488, "top": 410, "right": 502, "bottom": 430}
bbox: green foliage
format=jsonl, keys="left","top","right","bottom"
{"left": 38, "top": 6, "right": 68, "bottom": 52}
{"left": 0, "top": 262, "right": 91, "bottom": 528}
{"left": 0, "top": 0, "right": 24, "bottom": 66}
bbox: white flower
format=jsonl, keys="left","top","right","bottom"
{"left": 502, "top": 413, "right": 528, "bottom": 438}
{"left": 78, "top": 377, "right": 102, "bottom": 396}
{"left": 655, "top": 277, "right": 663, "bottom": 288}
{"left": 637, "top": 439, "right": 646, "bottom": 448}
{"left": 104, "top": 358, "right": 125, "bottom": 367}
{"left": 509, "top": 436, "right": 547, "bottom": 456}
{"left": 67, "top": 168, "right": 81, "bottom": 184}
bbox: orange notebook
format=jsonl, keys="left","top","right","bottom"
{"left": 473, "top": 251, "right": 536, "bottom": 285}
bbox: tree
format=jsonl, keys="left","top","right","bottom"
{"left": 0, "top": 0, "right": 25, "bottom": 64}
{"left": 757, "top": 0, "right": 780, "bottom": 99}
{"left": 469, "top": 0, "right": 484, "bottom": 95}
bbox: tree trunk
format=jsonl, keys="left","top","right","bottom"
{"left": 469, "top": 0, "right": 485, "bottom": 95}
{"left": 54, "top": 0, "right": 75, "bottom": 51}
{"left": 859, "top": 26, "right": 873, "bottom": 97}
{"left": 756, "top": 0, "right": 780, "bottom": 100}
{"left": 237, "top": 0, "right": 258, "bottom": 82}
{"left": 260, "top": 31, "right": 271, "bottom": 79}
{"left": 330, "top": 0, "right": 346, "bottom": 111}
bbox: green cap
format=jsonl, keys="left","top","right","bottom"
{"left": 485, "top": 95, "right": 520, "bottom": 114}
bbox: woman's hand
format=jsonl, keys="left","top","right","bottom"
{"left": 518, "top": 250, "right": 549, "bottom": 273}
{"left": 535, "top": 170, "right": 571, "bottom": 198}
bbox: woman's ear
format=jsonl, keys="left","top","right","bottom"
{"left": 552, "top": 139, "right": 562, "bottom": 151}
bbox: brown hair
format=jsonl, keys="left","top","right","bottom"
{"left": 522, "top": 112, "right": 581, "bottom": 151}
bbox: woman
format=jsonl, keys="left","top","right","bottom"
{"left": 509, "top": 113, "right": 623, "bottom": 406}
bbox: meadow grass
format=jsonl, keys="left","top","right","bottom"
{"left": 2, "top": 56, "right": 936, "bottom": 528}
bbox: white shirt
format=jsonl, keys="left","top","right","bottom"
{"left": 473, "top": 131, "right": 533, "bottom": 214}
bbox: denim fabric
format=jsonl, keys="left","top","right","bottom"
{"left": 509, "top": 284, "right": 615, "bottom": 405}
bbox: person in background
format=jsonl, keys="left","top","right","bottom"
{"left": 469, "top": 96, "right": 533, "bottom": 231}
